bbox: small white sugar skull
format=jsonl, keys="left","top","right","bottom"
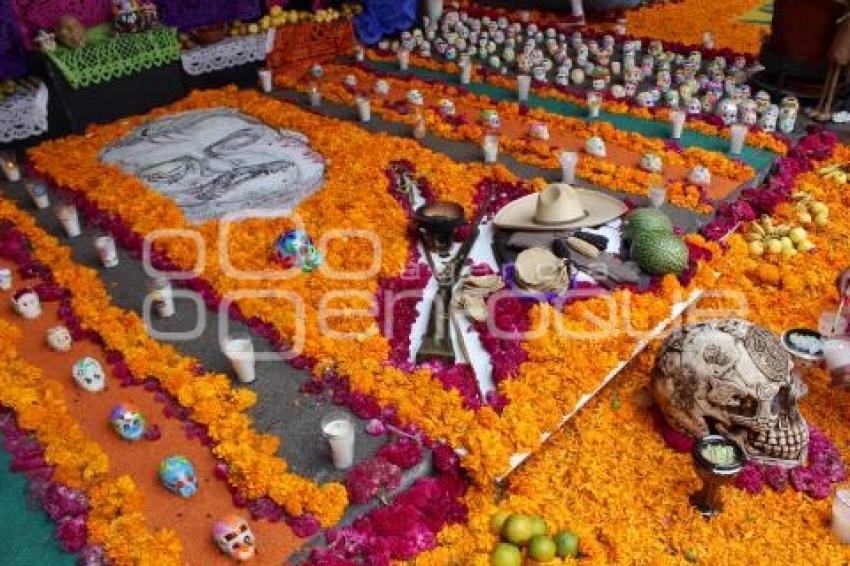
{"left": 625, "top": 82, "right": 638, "bottom": 98}
{"left": 576, "top": 45, "right": 589, "bottom": 65}
{"left": 489, "top": 55, "right": 501, "bottom": 69}
{"left": 688, "top": 96, "right": 703, "bottom": 115}
{"left": 640, "top": 153, "right": 663, "bottom": 173}
{"left": 585, "top": 136, "right": 606, "bottom": 157}
{"left": 570, "top": 67, "right": 585, "bottom": 85}
{"left": 406, "top": 89, "right": 424, "bottom": 106}
{"left": 532, "top": 66, "right": 548, "bottom": 82}
{"left": 637, "top": 91, "right": 655, "bottom": 108}
{"left": 553, "top": 48, "right": 568, "bottom": 65}
{"left": 741, "top": 105, "right": 758, "bottom": 127}
{"left": 688, "top": 50, "right": 702, "bottom": 67}
{"left": 445, "top": 46, "right": 458, "bottom": 60}
{"left": 673, "top": 68, "right": 686, "bottom": 85}
{"left": 610, "top": 84, "right": 627, "bottom": 99}
{"left": 11, "top": 289, "right": 41, "bottom": 320}
{"left": 649, "top": 40, "right": 664, "bottom": 57}
{"left": 342, "top": 74, "right": 357, "bottom": 88}
{"left": 688, "top": 165, "right": 712, "bottom": 187}
{"left": 47, "top": 325, "right": 73, "bottom": 353}
{"left": 717, "top": 98, "right": 739, "bottom": 126}
{"left": 571, "top": 31, "right": 582, "bottom": 48}
{"left": 640, "top": 55, "right": 655, "bottom": 76}
{"left": 759, "top": 104, "right": 779, "bottom": 132}
{"left": 438, "top": 98, "right": 456, "bottom": 116}
{"left": 665, "top": 90, "right": 680, "bottom": 108}
{"left": 373, "top": 79, "right": 390, "bottom": 96}
{"left": 656, "top": 70, "right": 672, "bottom": 90}
{"left": 555, "top": 66, "right": 570, "bottom": 86}
{"left": 541, "top": 58, "right": 554, "bottom": 73}
{"left": 487, "top": 40, "right": 497, "bottom": 54}
{"left": 531, "top": 48, "right": 545, "bottom": 66}
{"left": 480, "top": 109, "right": 500, "bottom": 129}
{"left": 779, "top": 105, "right": 798, "bottom": 134}
{"left": 528, "top": 122, "right": 550, "bottom": 140}
{"left": 624, "top": 66, "right": 643, "bottom": 84}
{"left": 72, "top": 356, "right": 106, "bottom": 393}
{"left": 503, "top": 46, "right": 515, "bottom": 63}
{"left": 494, "top": 30, "right": 506, "bottom": 44}
{"left": 517, "top": 52, "right": 532, "bottom": 73}
{"left": 213, "top": 515, "right": 255, "bottom": 561}
{"left": 546, "top": 27, "right": 556, "bottom": 39}
{"left": 603, "top": 34, "right": 615, "bottom": 50}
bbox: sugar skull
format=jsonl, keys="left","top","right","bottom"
{"left": 688, "top": 165, "right": 712, "bottom": 187}
{"left": 342, "top": 74, "right": 357, "bottom": 88}
{"left": 480, "top": 109, "right": 500, "bottom": 129}
{"left": 716, "top": 98, "right": 739, "bottom": 126}
{"left": 610, "top": 84, "right": 627, "bottom": 99}
{"left": 555, "top": 66, "right": 570, "bottom": 86}
{"left": 651, "top": 319, "right": 809, "bottom": 466}
{"left": 35, "top": 30, "right": 57, "bottom": 52}
{"left": 656, "top": 70, "right": 672, "bottom": 91}
{"left": 272, "top": 229, "right": 322, "bottom": 272}
{"left": 438, "top": 98, "right": 456, "bottom": 116}
{"left": 373, "top": 79, "right": 390, "bottom": 97}
{"left": 570, "top": 67, "right": 585, "bottom": 86}
{"left": 639, "top": 153, "right": 663, "bottom": 173}
{"left": 640, "top": 55, "right": 655, "bottom": 77}
{"left": 488, "top": 55, "right": 501, "bottom": 69}
{"left": 585, "top": 136, "right": 606, "bottom": 157}
{"left": 517, "top": 52, "right": 532, "bottom": 73}
{"left": 407, "top": 89, "right": 424, "bottom": 106}
{"left": 624, "top": 66, "right": 642, "bottom": 85}
{"left": 503, "top": 46, "right": 516, "bottom": 63}
{"left": 159, "top": 455, "right": 198, "bottom": 497}
{"left": 212, "top": 515, "right": 256, "bottom": 560}
{"left": 779, "top": 97, "right": 799, "bottom": 134}
{"left": 46, "top": 325, "right": 73, "bottom": 353}
{"left": 664, "top": 90, "right": 680, "bottom": 108}
{"left": 759, "top": 104, "right": 779, "bottom": 132}
{"left": 11, "top": 288, "right": 41, "bottom": 320}
{"left": 528, "top": 122, "right": 550, "bottom": 141}
{"left": 603, "top": 34, "right": 615, "bottom": 51}
{"left": 55, "top": 14, "right": 86, "bottom": 49}
{"left": 741, "top": 103, "right": 758, "bottom": 127}
{"left": 419, "top": 43, "right": 431, "bottom": 58}
{"left": 72, "top": 357, "right": 106, "bottom": 393}
{"left": 109, "top": 402, "right": 146, "bottom": 442}
{"left": 755, "top": 90, "right": 771, "bottom": 113}
{"left": 624, "top": 82, "right": 638, "bottom": 98}
{"left": 636, "top": 91, "right": 655, "bottom": 108}
{"left": 445, "top": 46, "right": 458, "bottom": 61}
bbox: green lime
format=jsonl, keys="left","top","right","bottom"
{"left": 528, "top": 535, "right": 557, "bottom": 562}
{"left": 553, "top": 530, "right": 579, "bottom": 558}
{"left": 490, "top": 542, "right": 522, "bottom": 566}
{"left": 529, "top": 516, "right": 548, "bottom": 537}
{"left": 490, "top": 511, "right": 512, "bottom": 535}
{"left": 501, "top": 514, "right": 534, "bottom": 546}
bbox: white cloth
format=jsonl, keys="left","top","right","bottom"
{"left": 180, "top": 29, "right": 276, "bottom": 76}
{"left": 0, "top": 81, "right": 48, "bottom": 143}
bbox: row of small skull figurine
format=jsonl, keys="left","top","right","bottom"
{"left": 9, "top": 284, "right": 257, "bottom": 560}
{"left": 33, "top": 2, "right": 158, "bottom": 53}
{"left": 378, "top": 11, "right": 796, "bottom": 134}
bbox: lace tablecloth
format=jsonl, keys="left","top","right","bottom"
{"left": 0, "top": 81, "right": 48, "bottom": 143}
{"left": 180, "top": 30, "right": 276, "bottom": 76}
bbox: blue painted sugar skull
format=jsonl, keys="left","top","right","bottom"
{"left": 159, "top": 455, "right": 198, "bottom": 498}
{"left": 109, "top": 402, "right": 146, "bottom": 441}
{"left": 272, "top": 229, "right": 322, "bottom": 272}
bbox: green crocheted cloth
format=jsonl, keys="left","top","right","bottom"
{"left": 46, "top": 24, "right": 180, "bottom": 89}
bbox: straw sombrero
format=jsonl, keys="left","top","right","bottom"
{"left": 493, "top": 183, "right": 626, "bottom": 231}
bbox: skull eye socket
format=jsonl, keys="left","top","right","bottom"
{"left": 725, "top": 395, "right": 758, "bottom": 418}
{"left": 771, "top": 386, "right": 790, "bottom": 416}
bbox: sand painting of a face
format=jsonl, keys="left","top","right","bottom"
{"left": 100, "top": 108, "right": 326, "bottom": 223}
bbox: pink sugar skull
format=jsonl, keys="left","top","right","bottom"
{"left": 213, "top": 515, "right": 256, "bottom": 561}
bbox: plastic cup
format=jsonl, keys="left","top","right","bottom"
{"left": 824, "top": 337, "right": 850, "bottom": 377}
{"left": 321, "top": 411, "right": 355, "bottom": 469}
{"left": 0, "top": 268, "right": 11, "bottom": 290}
{"left": 517, "top": 74, "right": 531, "bottom": 101}
{"left": 587, "top": 92, "right": 602, "bottom": 119}
{"left": 356, "top": 97, "right": 371, "bottom": 122}
{"left": 833, "top": 489, "right": 850, "bottom": 543}
{"left": 482, "top": 134, "right": 499, "bottom": 164}
{"left": 224, "top": 337, "right": 256, "bottom": 384}
{"left": 309, "top": 87, "right": 322, "bottom": 107}
{"left": 460, "top": 62, "right": 472, "bottom": 85}
{"left": 1, "top": 157, "right": 20, "bottom": 182}
{"left": 258, "top": 69, "right": 273, "bottom": 93}
{"left": 398, "top": 50, "right": 410, "bottom": 71}
{"left": 25, "top": 181, "right": 50, "bottom": 209}
{"left": 94, "top": 235, "right": 119, "bottom": 268}
{"left": 729, "top": 123, "right": 748, "bottom": 155}
{"left": 559, "top": 151, "right": 579, "bottom": 183}
{"left": 148, "top": 277, "right": 175, "bottom": 318}
{"left": 670, "top": 110, "right": 686, "bottom": 140}
{"left": 55, "top": 203, "right": 81, "bottom": 238}
{"left": 648, "top": 185, "right": 667, "bottom": 208}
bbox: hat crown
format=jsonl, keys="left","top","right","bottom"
{"left": 533, "top": 183, "right": 585, "bottom": 225}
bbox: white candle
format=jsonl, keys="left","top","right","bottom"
{"left": 224, "top": 337, "right": 256, "bottom": 384}
{"left": 517, "top": 74, "right": 531, "bottom": 101}
{"left": 308, "top": 85, "right": 322, "bottom": 107}
{"left": 94, "top": 235, "right": 119, "bottom": 268}
{"left": 482, "top": 134, "right": 499, "bottom": 164}
{"left": 648, "top": 185, "right": 667, "bottom": 208}
{"left": 55, "top": 203, "right": 81, "bottom": 238}
{"left": 729, "top": 123, "right": 748, "bottom": 155}
{"left": 322, "top": 412, "right": 356, "bottom": 469}
{"left": 356, "top": 97, "right": 371, "bottom": 122}
{"left": 670, "top": 110, "right": 686, "bottom": 139}
{"left": 587, "top": 92, "right": 602, "bottom": 119}
{"left": 398, "top": 49, "right": 410, "bottom": 71}
{"left": 703, "top": 32, "right": 715, "bottom": 50}
{"left": 559, "top": 151, "right": 579, "bottom": 183}
{"left": 1, "top": 156, "right": 20, "bottom": 182}
{"left": 25, "top": 181, "right": 50, "bottom": 209}
{"left": 824, "top": 337, "right": 850, "bottom": 375}
{"left": 148, "top": 277, "right": 175, "bottom": 318}
{"left": 258, "top": 69, "right": 273, "bottom": 93}
{"left": 460, "top": 62, "right": 472, "bottom": 85}
{"left": 833, "top": 489, "right": 850, "bottom": 543}
{"left": 615, "top": 18, "right": 627, "bottom": 36}
{"left": 0, "top": 268, "right": 11, "bottom": 290}
{"left": 355, "top": 45, "right": 365, "bottom": 62}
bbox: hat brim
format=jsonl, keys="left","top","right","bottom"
{"left": 493, "top": 188, "right": 627, "bottom": 231}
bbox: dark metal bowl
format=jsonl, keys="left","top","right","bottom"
{"left": 781, "top": 328, "right": 825, "bottom": 362}
{"left": 414, "top": 201, "right": 465, "bottom": 255}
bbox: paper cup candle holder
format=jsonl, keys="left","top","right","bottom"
{"left": 158, "top": 455, "right": 198, "bottom": 498}
{"left": 72, "top": 356, "right": 106, "bottom": 393}
{"left": 11, "top": 288, "right": 41, "bottom": 320}
{"left": 109, "top": 402, "right": 146, "bottom": 442}
{"left": 212, "top": 515, "right": 256, "bottom": 561}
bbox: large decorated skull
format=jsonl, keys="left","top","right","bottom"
{"left": 651, "top": 319, "right": 809, "bottom": 466}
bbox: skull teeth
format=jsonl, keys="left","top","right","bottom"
{"left": 750, "top": 423, "right": 809, "bottom": 461}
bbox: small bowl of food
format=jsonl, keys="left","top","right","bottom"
{"left": 781, "top": 328, "right": 824, "bottom": 363}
